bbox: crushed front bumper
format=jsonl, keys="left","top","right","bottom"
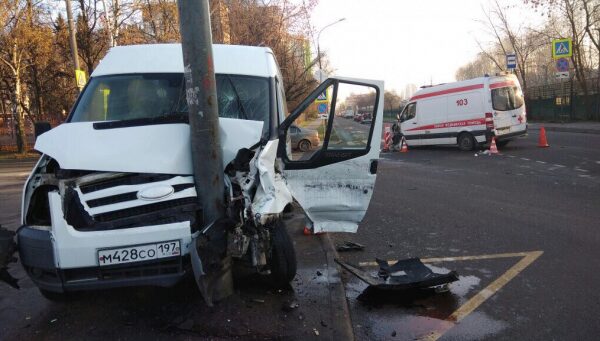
{"left": 17, "top": 225, "right": 190, "bottom": 293}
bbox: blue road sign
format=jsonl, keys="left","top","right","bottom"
{"left": 556, "top": 58, "right": 569, "bottom": 72}
{"left": 552, "top": 38, "right": 572, "bottom": 59}
{"left": 506, "top": 53, "right": 517, "bottom": 69}
{"left": 317, "top": 103, "right": 327, "bottom": 113}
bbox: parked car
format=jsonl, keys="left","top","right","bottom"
{"left": 290, "top": 125, "right": 320, "bottom": 151}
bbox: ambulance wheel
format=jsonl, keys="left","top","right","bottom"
{"left": 298, "top": 139, "right": 311, "bottom": 152}
{"left": 458, "top": 133, "right": 476, "bottom": 151}
{"left": 496, "top": 140, "right": 510, "bottom": 147}
{"left": 268, "top": 221, "right": 297, "bottom": 287}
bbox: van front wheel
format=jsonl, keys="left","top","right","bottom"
{"left": 457, "top": 133, "right": 476, "bottom": 151}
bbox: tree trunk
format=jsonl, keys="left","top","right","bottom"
{"left": 13, "top": 72, "right": 27, "bottom": 154}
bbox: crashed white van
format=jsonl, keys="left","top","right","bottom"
{"left": 398, "top": 74, "right": 527, "bottom": 150}
{"left": 18, "top": 44, "right": 383, "bottom": 298}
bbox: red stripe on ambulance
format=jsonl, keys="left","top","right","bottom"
{"left": 406, "top": 118, "right": 486, "bottom": 132}
{"left": 410, "top": 84, "right": 484, "bottom": 101}
{"left": 489, "top": 81, "right": 516, "bottom": 89}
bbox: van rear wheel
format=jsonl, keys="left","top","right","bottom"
{"left": 457, "top": 133, "right": 476, "bottom": 151}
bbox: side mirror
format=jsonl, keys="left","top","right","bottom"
{"left": 396, "top": 113, "right": 400, "bottom": 121}
{"left": 34, "top": 122, "right": 51, "bottom": 140}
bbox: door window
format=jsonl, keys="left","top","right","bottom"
{"left": 283, "top": 80, "right": 379, "bottom": 164}
{"left": 402, "top": 102, "right": 416, "bottom": 121}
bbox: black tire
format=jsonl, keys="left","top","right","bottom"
{"left": 298, "top": 139, "right": 311, "bottom": 152}
{"left": 269, "top": 222, "right": 297, "bottom": 287}
{"left": 496, "top": 140, "right": 510, "bottom": 147}
{"left": 457, "top": 133, "right": 476, "bottom": 151}
{"left": 39, "top": 288, "right": 69, "bottom": 302}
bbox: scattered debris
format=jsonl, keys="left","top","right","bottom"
{"left": 335, "top": 257, "right": 458, "bottom": 291}
{"left": 251, "top": 298, "right": 265, "bottom": 304}
{"left": 336, "top": 241, "right": 365, "bottom": 252}
{"left": 281, "top": 300, "right": 299, "bottom": 312}
{"left": 50, "top": 319, "right": 58, "bottom": 323}
{"left": 391, "top": 330, "right": 397, "bottom": 337}
{"left": 313, "top": 328, "right": 320, "bottom": 336}
{"left": 320, "top": 320, "right": 328, "bottom": 327}
{"left": 0, "top": 225, "right": 19, "bottom": 289}
{"left": 474, "top": 150, "right": 491, "bottom": 157}
{"left": 316, "top": 270, "right": 323, "bottom": 276}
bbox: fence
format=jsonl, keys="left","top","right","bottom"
{"left": 525, "top": 77, "right": 600, "bottom": 122}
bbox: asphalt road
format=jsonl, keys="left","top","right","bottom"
{"left": 333, "top": 129, "right": 600, "bottom": 340}
{"left": 0, "top": 159, "right": 343, "bottom": 341}
{"left": 1, "top": 129, "right": 598, "bottom": 340}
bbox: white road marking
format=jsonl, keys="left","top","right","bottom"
{"left": 553, "top": 164, "right": 566, "bottom": 168}
{"left": 575, "top": 168, "right": 589, "bottom": 173}
{"left": 520, "top": 158, "right": 530, "bottom": 161}
{"left": 536, "top": 161, "right": 547, "bottom": 164}
{"left": 506, "top": 155, "right": 516, "bottom": 158}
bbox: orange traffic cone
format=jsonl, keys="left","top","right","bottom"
{"left": 538, "top": 126, "right": 549, "bottom": 148}
{"left": 383, "top": 131, "right": 391, "bottom": 152}
{"left": 489, "top": 137, "right": 499, "bottom": 154}
{"left": 400, "top": 136, "right": 409, "bottom": 153}
{"left": 303, "top": 226, "right": 312, "bottom": 235}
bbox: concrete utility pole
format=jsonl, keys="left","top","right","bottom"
{"left": 100, "top": 0, "right": 115, "bottom": 47}
{"left": 65, "top": 0, "right": 80, "bottom": 71}
{"left": 65, "top": 0, "right": 83, "bottom": 91}
{"left": 177, "top": 0, "right": 230, "bottom": 304}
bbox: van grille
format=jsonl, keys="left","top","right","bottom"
{"left": 64, "top": 173, "right": 199, "bottom": 231}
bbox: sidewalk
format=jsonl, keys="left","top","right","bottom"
{"left": 528, "top": 122, "right": 600, "bottom": 134}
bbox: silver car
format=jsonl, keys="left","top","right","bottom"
{"left": 290, "top": 125, "right": 320, "bottom": 152}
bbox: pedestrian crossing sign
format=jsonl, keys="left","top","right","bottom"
{"left": 552, "top": 38, "right": 572, "bottom": 59}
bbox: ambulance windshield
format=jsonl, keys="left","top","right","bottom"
{"left": 492, "top": 86, "right": 524, "bottom": 111}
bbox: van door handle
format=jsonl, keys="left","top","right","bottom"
{"left": 512, "top": 114, "right": 517, "bottom": 117}
{"left": 412, "top": 122, "right": 417, "bottom": 124}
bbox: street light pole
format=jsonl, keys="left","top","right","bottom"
{"left": 316, "top": 18, "right": 345, "bottom": 79}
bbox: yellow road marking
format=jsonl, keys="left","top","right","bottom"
{"left": 358, "top": 251, "right": 534, "bottom": 267}
{"left": 356, "top": 251, "right": 544, "bottom": 341}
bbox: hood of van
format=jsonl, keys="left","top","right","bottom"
{"left": 35, "top": 118, "right": 264, "bottom": 175}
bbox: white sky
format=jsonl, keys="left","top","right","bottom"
{"left": 311, "top": 0, "right": 535, "bottom": 95}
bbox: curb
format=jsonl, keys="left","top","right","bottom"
{"left": 319, "top": 233, "right": 355, "bottom": 341}
{"left": 528, "top": 125, "right": 600, "bottom": 135}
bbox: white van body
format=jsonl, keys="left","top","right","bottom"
{"left": 399, "top": 74, "right": 527, "bottom": 150}
{"left": 18, "top": 44, "right": 384, "bottom": 294}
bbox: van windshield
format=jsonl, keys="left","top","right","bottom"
{"left": 70, "top": 73, "right": 271, "bottom": 134}
{"left": 491, "top": 86, "right": 524, "bottom": 111}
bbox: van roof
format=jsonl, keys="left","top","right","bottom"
{"left": 410, "top": 74, "right": 518, "bottom": 101}
{"left": 91, "top": 44, "right": 278, "bottom": 78}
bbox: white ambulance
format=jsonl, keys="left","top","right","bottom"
{"left": 398, "top": 74, "right": 527, "bottom": 151}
